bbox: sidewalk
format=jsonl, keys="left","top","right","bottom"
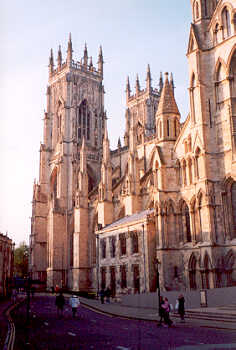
{"left": 78, "top": 296, "right": 236, "bottom": 330}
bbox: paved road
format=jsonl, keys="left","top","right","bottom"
{"left": 12, "top": 296, "right": 236, "bottom": 350}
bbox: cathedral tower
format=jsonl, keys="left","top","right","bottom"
{"left": 30, "top": 35, "right": 106, "bottom": 290}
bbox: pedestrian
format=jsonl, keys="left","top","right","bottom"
{"left": 161, "top": 297, "right": 173, "bottom": 327}
{"left": 105, "top": 287, "right": 111, "bottom": 303}
{"left": 55, "top": 291, "right": 65, "bottom": 318}
{"left": 100, "top": 288, "right": 105, "bottom": 304}
{"left": 178, "top": 294, "right": 185, "bottom": 322}
{"left": 69, "top": 295, "right": 80, "bottom": 318}
{"left": 158, "top": 296, "right": 165, "bottom": 326}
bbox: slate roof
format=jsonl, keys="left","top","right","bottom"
{"left": 98, "top": 208, "right": 154, "bottom": 232}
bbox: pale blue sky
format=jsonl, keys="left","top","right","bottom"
{"left": 0, "top": 1, "right": 192, "bottom": 246}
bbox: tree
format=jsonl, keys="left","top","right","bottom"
{"left": 14, "top": 242, "right": 29, "bottom": 277}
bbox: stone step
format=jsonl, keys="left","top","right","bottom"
{"left": 173, "top": 311, "right": 236, "bottom": 323}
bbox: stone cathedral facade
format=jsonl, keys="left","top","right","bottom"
{"left": 30, "top": 0, "right": 236, "bottom": 295}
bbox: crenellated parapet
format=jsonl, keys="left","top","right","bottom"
{"left": 48, "top": 34, "right": 103, "bottom": 80}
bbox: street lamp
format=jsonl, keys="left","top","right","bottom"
{"left": 154, "top": 258, "right": 161, "bottom": 323}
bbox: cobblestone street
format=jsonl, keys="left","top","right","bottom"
{"left": 11, "top": 296, "right": 236, "bottom": 350}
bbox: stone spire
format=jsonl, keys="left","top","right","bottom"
{"left": 126, "top": 76, "right": 131, "bottom": 101}
{"left": 135, "top": 74, "right": 140, "bottom": 95}
{"left": 146, "top": 64, "right": 152, "bottom": 92}
{"left": 98, "top": 45, "right": 104, "bottom": 77}
{"left": 159, "top": 71, "right": 163, "bottom": 93}
{"left": 49, "top": 49, "right": 54, "bottom": 75}
{"left": 103, "top": 119, "right": 110, "bottom": 164}
{"left": 57, "top": 45, "right": 62, "bottom": 69}
{"left": 156, "top": 72, "right": 180, "bottom": 116}
{"left": 117, "top": 137, "right": 121, "bottom": 149}
{"left": 66, "top": 33, "right": 73, "bottom": 65}
{"left": 83, "top": 43, "right": 88, "bottom": 68}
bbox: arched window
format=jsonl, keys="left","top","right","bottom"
{"left": 198, "top": 194, "right": 203, "bottom": 242}
{"left": 182, "top": 160, "right": 187, "bottom": 186}
{"left": 203, "top": 255, "right": 211, "bottom": 289}
{"left": 195, "top": 148, "right": 201, "bottom": 179}
{"left": 159, "top": 121, "right": 162, "bottom": 138}
{"left": 222, "top": 7, "right": 231, "bottom": 39}
{"left": 215, "top": 63, "right": 226, "bottom": 107}
{"left": 77, "top": 100, "right": 90, "bottom": 141}
{"left": 174, "top": 119, "right": 177, "bottom": 137}
{"left": 167, "top": 119, "right": 170, "bottom": 137}
{"left": 182, "top": 202, "right": 191, "bottom": 242}
{"left": 189, "top": 254, "right": 197, "bottom": 290}
{"left": 229, "top": 50, "right": 236, "bottom": 99}
{"left": 188, "top": 158, "right": 193, "bottom": 185}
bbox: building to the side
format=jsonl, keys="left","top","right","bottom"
{"left": 0, "top": 233, "right": 14, "bottom": 296}
{"left": 30, "top": 0, "right": 236, "bottom": 294}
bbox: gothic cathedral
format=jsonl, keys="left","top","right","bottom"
{"left": 30, "top": 0, "right": 236, "bottom": 294}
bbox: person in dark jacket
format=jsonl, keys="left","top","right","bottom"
{"left": 55, "top": 291, "right": 65, "bottom": 318}
{"left": 178, "top": 294, "right": 185, "bottom": 322}
{"left": 100, "top": 288, "right": 105, "bottom": 304}
{"left": 105, "top": 287, "right": 111, "bottom": 303}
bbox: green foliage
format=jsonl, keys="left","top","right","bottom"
{"left": 14, "top": 242, "right": 29, "bottom": 277}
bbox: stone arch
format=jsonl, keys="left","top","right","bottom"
{"left": 225, "top": 250, "right": 235, "bottom": 286}
{"left": 189, "top": 253, "right": 197, "bottom": 289}
{"left": 221, "top": 5, "right": 232, "bottom": 38}
{"left": 214, "top": 57, "right": 227, "bottom": 81}
{"left": 179, "top": 200, "right": 191, "bottom": 243}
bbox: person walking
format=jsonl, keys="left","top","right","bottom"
{"left": 69, "top": 295, "right": 80, "bottom": 318}
{"left": 55, "top": 291, "right": 65, "bottom": 318}
{"left": 100, "top": 288, "right": 105, "bottom": 304}
{"left": 161, "top": 297, "right": 173, "bottom": 327}
{"left": 158, "top": 296, "right": 164, "bottom": 326}
{"left": 105, "top": 287, "right": 111, "bottom": 303}
{"left": 178, "top": 294, "right": 185, "bottom": 322}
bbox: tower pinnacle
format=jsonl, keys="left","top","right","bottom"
{"left": 136, "top": 74, "right": 140, "bottom": 95}
{"left": 98, "top": 45, "right": 104, "bottom": 77}
{"left": 84, "top": 43, "right": 88, "bottom": 67}
{"left": 146, "top": 64, "right": 152, "bottom": 92}
{"left": 49, "top": 49, "right": 54, "bottom": 76}
{"left": 126, "top": 76, "right": 131, "bottom": 100}
{"left": 57, "top": 45, "right": 62, "bottom": 69}
{"left": 66, "top": 33, "right": 73, "bottom": 65}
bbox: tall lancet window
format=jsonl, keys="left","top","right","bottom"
{"left": 77, "top": 99, "right": 90, "bottom": 141}
{"left": 222, "top": 7, "right": 231, "bottom": 39}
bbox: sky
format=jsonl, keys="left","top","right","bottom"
{"left": 0, "top": 0, "right": 192, "bottom": 246}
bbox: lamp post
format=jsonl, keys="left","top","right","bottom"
{"left": 154, "top": 258, "right": 161, "bottom": 323}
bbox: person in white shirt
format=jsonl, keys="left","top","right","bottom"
{"left": 69, "top": 295, "right": 80, "bottom": 318}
